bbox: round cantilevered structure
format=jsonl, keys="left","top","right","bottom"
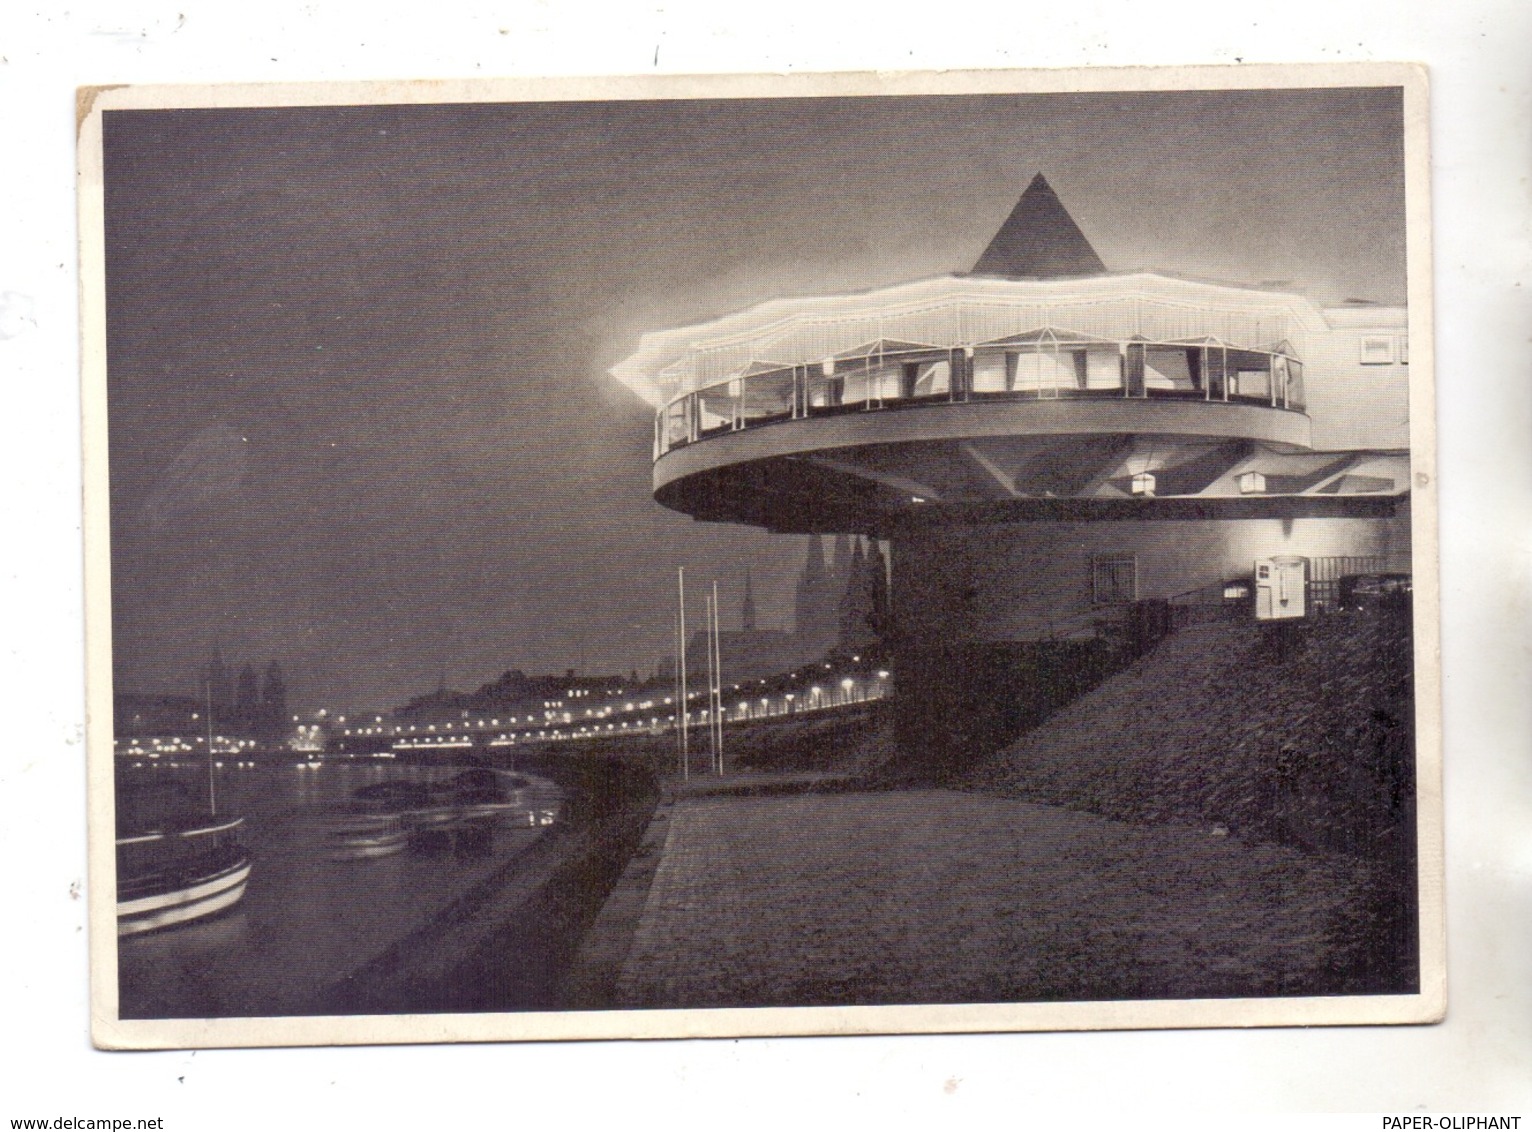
{"left": 632, "top": 271, "right": 1321, "bottom": 533}
{"left": 611, "top": 175, "right": 1413, "bottom": 766}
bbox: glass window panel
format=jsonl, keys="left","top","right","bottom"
{"left": 1010, "top": 350, "right": 1076, "bottom": 393}
{"left": 970, "top": 351, "right": 1009, "bottom": 393}
{"left": 739, "top": 370, "right": 795, "bottom": 423}
{"left": 696, "top": 381, "right": 735, "bottom": 433}
{"left": 665, "top": 399, "right": 690, "bottom": 445}
{"left": 1084, "top": 347, "right": 1123, "bottom": 391}
{"left": 1273, "top": 355, "right": 1290, "bottom": 408}
{"left": 1287, "top": 359, "right": 1305, "bottom": 410}
{"left": 1227, "top": 350, "right": 1272, "bottom": 400}
{"left": 837, "top": 366, "right": 876, "bottom": 409}
{"left": 807, "top": 372, "right": 845, "bottom": 409}
{"left": 867, "top": 363, "right": 904, "bottom": 402}
{"left": 1205, "top": 348, "right": 1227, "bottom": 400}
{"left": 1234, "top": 370, "right": 1271, "bottom": 399}
{"left": 1125, "top": 344, "right": 1146, "bottom": 396}
{"left": 1145, "top": 347, "right": 1196, "bottom": 391}
{"left": 912, "top": 359, "right": 950, "bottom": 398}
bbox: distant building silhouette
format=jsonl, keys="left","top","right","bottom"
{"left": 838, "top": 538, "right": 871, "bottom": 652}
{"left": 793, "top": 533, "right": 838, "bottom": 655}
{"left": 115, "top": 691, "right": 203, "bottom": 738}
{"left": 796, "top": 536, "right": 833, "bottom": 649}
{"left": 831, "top": 534, "right": 853, "bottom": 583}
{"left": 395, "top": 668, "right": 641, "bottom": 725}
{"left": 205, "top": 646, "right": 233, "bottom": 725}
{"left": 260, "top": 660, "right": 288, "bottom": 739}
{"left": 686, "top": 556, "right": 863, "bottom": 686}
{"left": 741, "top": 567, "right": 757, "bottom": 632}
{"left": 687, "top": 568, "right": 799, "bottom": 685}
{"left": 235, "top": 664, "right": 259, "bottom": 729}
{"left": 834, "top": 537, "right": 893, "bottom": 656}
{"left": 188, "top": 648, "right": 293, "bottom": 740}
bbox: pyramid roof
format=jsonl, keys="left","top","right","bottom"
{"left": 970, "top": 173, "right": 1107, "bottom": 279}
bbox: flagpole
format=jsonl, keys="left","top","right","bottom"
{"left": 704, "top": 590, "right": 717, "bottom": 774}
{"left": 205, "top": 677, "right": 217, "bottom": 818}
{"left": 712, "top": 579, "right": 724, "bottom": 775}
{"left": 674, "top": 606, "right": 684, "bottom": 768}
{"left": 678, "top": 566, "right": 689, "bottom": 781}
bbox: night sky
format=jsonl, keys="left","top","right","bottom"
{"left": 102, "top": 87, "right": 1405, "bottom": 713}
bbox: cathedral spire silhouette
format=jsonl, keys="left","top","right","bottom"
{"left": 742, "top": 567, "right": 757, "bottom": 632}
{"left": 794, "top": 534, "right": 838, "bottom": 651}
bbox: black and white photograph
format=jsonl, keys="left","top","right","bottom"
{"left": 79, "top": 66, "right": 1442, "bottom": 1047}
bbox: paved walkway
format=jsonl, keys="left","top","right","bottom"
{"left": 609, "top": 789, "right": 1370, "bottom": 1008}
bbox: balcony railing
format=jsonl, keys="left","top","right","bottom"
{"left": 655, "top": 341, "right": 1306, "bottom": 458}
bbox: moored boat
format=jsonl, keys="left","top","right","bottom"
{"left": 117, "top": 681, "right": 255, "bottom": 935}
{"left": 324, "top": 767, "right": 555, "bottom": 859}
{"left": 117, "top": 815, "right": 252, "bottom": 936}
{"left": 321, "top": 811, "right": 410, "bottom": 860}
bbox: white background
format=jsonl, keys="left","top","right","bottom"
{"left": 3, "top": 0, "right": 1529, "bottom": 1123}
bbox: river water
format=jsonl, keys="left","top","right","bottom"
{"left": 115, "top": 760, "right": 563, "bottom": 1018}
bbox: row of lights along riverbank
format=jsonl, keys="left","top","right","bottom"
{"left": 116, "top": 664, "right": 890, "bottom": 764}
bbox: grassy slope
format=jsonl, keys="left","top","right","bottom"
{"left": 960, "top": 609, "right": 1420, "bottom": 993}
{"left": 963, "top": 611, "right": 1416, "bottom": 853}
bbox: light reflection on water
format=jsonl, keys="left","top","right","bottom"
{"left": 116, "top": 761, "right": 562, "bottom": 1018}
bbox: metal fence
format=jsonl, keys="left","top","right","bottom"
{"left": 1306, "top": 555, "right": 1411, "bottom": 612}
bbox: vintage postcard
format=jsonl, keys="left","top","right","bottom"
{"left": 79, "top": 63, "right": 1442, "bottom": 1049}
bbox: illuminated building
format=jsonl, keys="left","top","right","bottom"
{"left": 611, "top": 175, "right": 1412, "bottom": 767}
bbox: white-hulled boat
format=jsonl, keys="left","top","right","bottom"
{"left": 116, "top": 815, "right": 252, "bottom": 936}
{"left": 117, "top": 682, "right": 254, "bottom": 935}
{"left": 321, "top": 811, "right": 410, "bottom": 860}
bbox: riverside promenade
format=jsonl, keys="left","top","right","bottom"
{"left": 567, "top": 614, "right": 1414, "bottom": 1011}
{"left": 568, "top": 774, "right": 1376, "bottom": 1009}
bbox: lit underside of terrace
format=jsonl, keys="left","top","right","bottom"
{"left": 655, "top": 425, "right": 1407, "bottom": 536}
